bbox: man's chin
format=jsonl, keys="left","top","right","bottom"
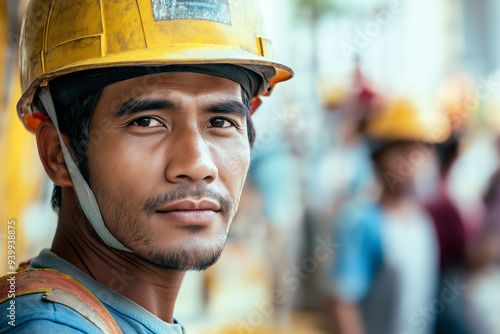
{"left": 135, "top": 244, "right": 226, "bottom": 272}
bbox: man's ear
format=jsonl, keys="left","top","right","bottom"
{"left": 36, "top": 120, "right": 73, "bottom": 187}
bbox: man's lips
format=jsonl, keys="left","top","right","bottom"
{"left": 156, "top": 199, "right": 220, "bottom": 212}
{"left": 155, "top": 199, "right": 220, "bottom": 225}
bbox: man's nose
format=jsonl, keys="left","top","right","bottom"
{"left": 164, "top": 129, "right": 218, "bottom": 184}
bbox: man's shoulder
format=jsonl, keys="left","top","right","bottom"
{"left": 0, "top": 292, "right": 101, "bottom": 333}
{"left": 0, "top": 268, "right": 120, "bottom": 333}
{"left": 7, "top": 251, "right": 185, "bottom": 334}
{"left": 334, "top": 200, "right": 383, "bottom": 235}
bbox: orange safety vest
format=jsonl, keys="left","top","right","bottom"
{"left": 0, "top": 269, "right": 122, "bottom": 334}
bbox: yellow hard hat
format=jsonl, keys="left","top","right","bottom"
{"left": 18, "top": 0, "right": 294, "bottom": 132}
{"left": 365, "top": 98, "right": 451, "bottom": 143}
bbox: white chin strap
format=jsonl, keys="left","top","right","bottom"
{"left": 39, "top": 87, "right": 132, "bottom": 252}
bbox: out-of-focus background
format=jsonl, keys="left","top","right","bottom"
{"left": 3, "top": 0, "right": 500, "bottom": 333}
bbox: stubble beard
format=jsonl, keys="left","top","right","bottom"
{"left": 85, "top": 181, "right": 236, "bottom": 271}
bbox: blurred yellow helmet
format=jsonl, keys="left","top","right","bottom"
{"left": 18, "top": 0, "right": 293, "bottom": 132}
{"left": 365, "top": 98, "right": 451, "bottom": 143}
{"left": 320, "top": 80, "right": 348, "bottom": 110}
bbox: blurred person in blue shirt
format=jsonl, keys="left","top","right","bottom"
{"left": 324, "top": 99, "right": 449, "bottom": 334}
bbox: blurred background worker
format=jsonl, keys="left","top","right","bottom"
{"left": 5, "top": 0, "right": 500, "bottom": 333}
{"left": 324, "top": 98, "right": 450, "bottom": 334}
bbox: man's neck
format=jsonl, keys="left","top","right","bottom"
{"left": 379, "top": 188, "right": 418, "bottom": 210}
{"left": 51, "top": 201, "right": 185, "bottom": 324}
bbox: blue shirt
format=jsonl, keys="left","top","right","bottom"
{"left": 327, "top": 201, "right": 384, "bottom": 302}
{"left": 326, "top": 200, "right": 439, "bottom": 334}
{"left": 0, "top": 249, "right": 184, "bottom": 333}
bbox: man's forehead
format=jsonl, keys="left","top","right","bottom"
{"left": 101, "top": 72, "right": 240, "bottom": 104}
{"left": 95, "top": 72, "right": 245, "bottom": 116}
{"left": 107, "top": 72, "right": 241, "bottom": 97}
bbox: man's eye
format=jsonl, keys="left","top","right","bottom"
{"left": 132, "top": 117, "right": 163, "bottom": 127}
{"left": 208, "top": 118, "right": 234, "bottom": 128}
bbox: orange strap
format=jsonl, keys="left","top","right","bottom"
{"left": 0, "top": 269, "right": 122, "bottom": 334}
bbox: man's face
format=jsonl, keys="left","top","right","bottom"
{"left": 86, "top": 72, "right": 251, "bottom": 270}
{"left": 376, "top": 142, "right": 436, "bottom": 195}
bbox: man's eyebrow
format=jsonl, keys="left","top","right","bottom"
{"left": 206, "top": 100, "right": 249, "bottom": 118}
{"left": 114, "top": 98, "right": 249, "bottom": 119}
{"left": 114, "top": 98, "right": 175, "bottom": 118}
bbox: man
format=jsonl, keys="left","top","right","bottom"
{"left": 325, "top": 99, "right": 450, "bottom": 334}
{"left": 0, "top": 0, "right": 292, "bottom": 332}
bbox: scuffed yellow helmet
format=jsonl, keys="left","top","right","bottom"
{"left": 18, "top": 0, "right": 293, "bottom": 132}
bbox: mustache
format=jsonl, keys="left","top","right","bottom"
{"left": 143, "top": 183, "right": 233, "bottom": 216}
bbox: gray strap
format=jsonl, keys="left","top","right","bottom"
{"left": 42, "top": 289, "right": 120, "bottom": 334}
{"left": 38, "top": 87, "right": 131, "bottom": 252}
